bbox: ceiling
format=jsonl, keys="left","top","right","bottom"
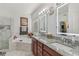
{"left": 0, "top": 3, "right": 41, "bottom": 16}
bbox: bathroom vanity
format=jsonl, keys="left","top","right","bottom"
{"left": 32, "top": 37, "right": 62, "bottom": 56}
{"left": 31, "top": 35, "right": 79, "bottom": 56}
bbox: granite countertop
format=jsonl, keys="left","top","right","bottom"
{"left": 32, "top": 36, "right": 79, "bottom": 56}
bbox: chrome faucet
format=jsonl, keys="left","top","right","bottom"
{"left": 62, "top": 37, "right": 73, "bottom": 46}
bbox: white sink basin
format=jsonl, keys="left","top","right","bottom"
{"left": 51, "top": 43, "right": 73, "bottom": 54}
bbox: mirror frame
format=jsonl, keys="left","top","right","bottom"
{"left": 57, "top": 3, "right": 79, "bottom": 36}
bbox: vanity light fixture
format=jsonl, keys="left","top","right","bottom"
{"left": 38, "top": 7, "right": 55, "bottom": 15}
{"left": 38, "top": 8, "right": 48, "bottom": 15}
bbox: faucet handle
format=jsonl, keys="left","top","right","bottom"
{"left": 63, "top": 38, "right": 72, "bottom": 45}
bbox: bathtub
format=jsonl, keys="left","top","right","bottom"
{"left": 9, "top": 36, "right": 32, "bottom": 51}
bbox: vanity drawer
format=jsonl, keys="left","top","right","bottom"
{"left": 43, "top": 45, "right": 62, "bottom": 56}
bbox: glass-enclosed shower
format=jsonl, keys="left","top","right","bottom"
{"left": 0, "top": 16, "right": 11, "bottom": 51}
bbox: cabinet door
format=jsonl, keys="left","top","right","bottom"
{"left": 38, "top": 46, "right": 42, "bottom": 56}
{"left": 37, "top": 41, "right": 43, "bottom": 56}
{"left": 32, "top": 38, "right": 38, "bottom": 56}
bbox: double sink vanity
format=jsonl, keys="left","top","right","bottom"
{"left": 31, "top": 35, "right": 79, "bottom": 56}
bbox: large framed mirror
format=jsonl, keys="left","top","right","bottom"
{"left": 33, "top": 19, "right": 39, "bottom": 36}
{"left": 57, "top": 3, "right": 79, "bottom": 36}
{"left": 39, "top": 13, "right": 48, "bottom": 33}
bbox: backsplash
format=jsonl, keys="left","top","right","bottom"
{"left": 54, "top": 35, "right": 79, "bottom": 47}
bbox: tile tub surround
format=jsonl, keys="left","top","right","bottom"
{"left": 32, "top": 36, "right": 79, "bottom": 56}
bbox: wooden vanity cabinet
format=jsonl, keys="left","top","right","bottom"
{"left": 32, "top": 37, "right": 62, "bottom": 56}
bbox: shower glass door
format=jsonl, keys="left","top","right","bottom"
{"left": 0, "top": 17, "right": 11, "bottom": 50}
